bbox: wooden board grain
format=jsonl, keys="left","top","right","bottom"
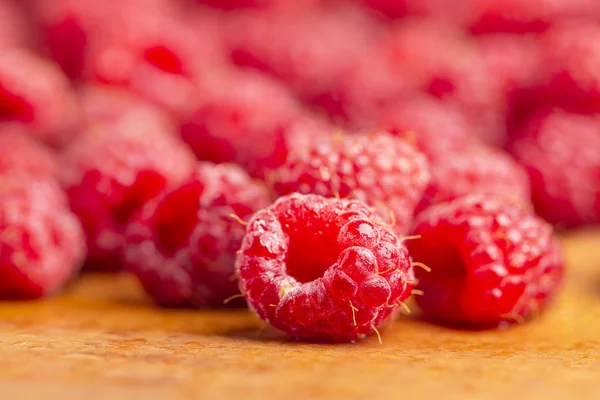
{"left": 0, "top": 229, "right": 599, "bottom": 400}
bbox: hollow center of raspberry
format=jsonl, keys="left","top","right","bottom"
{"left": 284, "top": 227, "right": 339, "bottom": 283}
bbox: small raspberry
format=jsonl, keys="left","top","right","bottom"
{"left": 236, "top": 193, "right": 416, "bottom": 342}
{"left": 0, "top": 49, "right": 78, "bottom": 148}
{"left": 407, "top": 195, "right": 564, "bottom": 326}
{"left": 270, "top": 131, "right": 430, "bottom": 235}
{"left": 0, "top": 124, "right": 60, "bottom": 180}
{"left": 180, "top": 69, "right": 330, "bottom": 178}
{"left": 377, "top": 95, "right": 474, "bottom": 160}
{"left": 417, "top": 144, "right": 531, "bottom": 213}
{"left": 383, "top": 19, "right": 507, "bottom": 146}
{"left": 515, "top": 22, "right": 600, "bottom": 119}
{"left": 508, "top": 109, "right": 600, "bottom": 228}
{"left": 85, "top": 3, "right": 225, "bottom": 117}
{"left": 61, "top": 125, "right": 196, "bottom": 271}
{"left": 0, "top": 174, "right": 86, "bottom": 299}
{"left": 125, "top": 162, "right": 272, "bottom": 307}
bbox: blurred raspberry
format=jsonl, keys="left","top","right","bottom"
{"left": 61, "top": 124, "right": 196, "bottom": 271}
{"left": 237, "top": 193, "right": 416, "bottom": 342}
{"left": 125, "top": 162, "right": 272, "bottom": 308}
{"left": 417, "top": 144, "right": 531, "bottom": 213}
{"left": 227, "top": 4, "right": 381, "bottom": 102}
{"left": 85, "top": 3, "right": 226, "bottom": 118}
{"left": 408, "top": 195, "right": 564, "bottom": 326}
{"left": 514, "top": 22, "right": 600, "bottom": 122}
{"left": 180, "top": 69, "right": 331, "bottom": 178}
{"left": 270, "top": 131, "right": 430, "bottom": 235}
{"left": 383, "top": 19, "right": 507, "bottom": 146}
{"left": 376, "top": 95, "right": 474, "bottom": 160}
{"left": 0, "top": 124, "right": 60, "bottom": 179}
{"left": 0, "top": 49, "right": 78, "bottom": 148}
{"left": 509, "top": 109, "right": 600, "bottom": 228}
{"left": 0, "top": 174, "right": 86, "bottom": 299}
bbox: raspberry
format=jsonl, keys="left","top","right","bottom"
{"left": 383, "top": 19, "right": 507, "bottom": 146}
{"left": 407, "top": 195, "right": 564, "bottom": 326}
{"left": 227, "top": 4, "right": 380, "bottom": 102}
{"left": 508, "top": 109, "right": 600, "bottom": 228}
{"left": 61, "top": 125, "right": 196, "bottom": 271}
{"left": 270, "top": 131, "right": 430, "bottom": 235}
{"left": 85, "top": 3, "right": 225, "bottom": 117}
{"left": 0, "top": 125, "right": 60, "bottom": 180}
{"left": 0, "top": 49, "right": 78, "bottom": 148}
{"left": 180, "top": 69, "right": 330, "bottom": 178}
{"left": 417, "top": 144, "right": 531, "bottom": 213}
{"left": 376, "top": 95, "right": 474, "bottom": 160}
{"left": 125, "top": 162, "right": 272, "bottom": 307}
{"left": 0, "top": 174, "right": 86, "bottom": 299}
{"left": 518, "top": 22, "right": 600, "bottom": 117}
{"left": 236, "top": 193, "right": 416, "bottom": 342}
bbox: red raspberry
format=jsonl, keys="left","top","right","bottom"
{"left": 383, "top": 19, "right": 507, "bottom": 146}
{"left": 270, "top": 131, "right": 430, "bottom": 235}
{"left": 227, "top": 4, "right": 381, "bottom": 102}
{"left": 376, "top": 95, "right": 474, "bottom": 160}
{"left": 407, "top": 195, "right": 564, "bottom": 326}
{"left": 0, "top": 49, "right": 78, "bottom": 148}
{"left": 0, "top": 175, "right": 86, "bottom": 299}
{"left": 0, "top": 125, "right": 60, "bottom": 180}
{"left": 358, "top": 0, "right": 443, "bottom": 19}
{"left": 61, "top": 125, "right": 196, "bottom": 271}
{"left": 180, "top": 69, "right": 330, "bottom": 178}
{"left": 417, "top": 144, "right": 531, "bottom": 213}
{"left": 85, "top": 3, "right": 225, "bottom": 118}
{"left": 519, "top": 22, "right": 600, "bottom": 117}
{"left": 236, "top": 193, "right": 416, "bottom": 342}
{"left": 508, "top": 109, "right": 600, "bottom": 228}
{"left": 125, "top": 162, "right": 272, "bottom": 307}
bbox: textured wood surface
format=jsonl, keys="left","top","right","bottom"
{"left": 0, "top": 229, "right": 599, "bottom": 400}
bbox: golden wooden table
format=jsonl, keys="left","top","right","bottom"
{"left": 0, "top": 229, "right": 598, "bottom": 399}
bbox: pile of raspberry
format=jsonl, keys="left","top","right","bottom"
{"left": 1, "top": 0, "right": 598, "bottom": 343}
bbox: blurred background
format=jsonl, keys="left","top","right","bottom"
{"left": 0, "top": 0, "right": 599, "bottom": 300}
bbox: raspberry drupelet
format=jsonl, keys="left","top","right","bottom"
{"left": 61, "top": 126, "right": 196, "bottom": 271}
{"left": 408, "top": 195, "right": 564, "bottom": 327}
{"left": 236, "top": 193, "right": 416, "bottom": 342}
{"left": 0, "top": 174, "right": 86, "bottom": 299}
{"left": 125, "top": 162, "right": 272, "bottom": 308}
{"left": 270, "top": 131, "right": 430, "bottom": 235}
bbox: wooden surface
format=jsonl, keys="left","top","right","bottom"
{"left": 0, "top": 230, "right": 599, "bottom": 400}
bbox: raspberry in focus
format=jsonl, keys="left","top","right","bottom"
{"left": 270, "top": 131, "right": 430, "bottom": 235}
{"left": 408, "top": 194, "right": 565, "bottom": 326}
{"left": 236, "top": 193, "right": 416, "bottom": 342}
